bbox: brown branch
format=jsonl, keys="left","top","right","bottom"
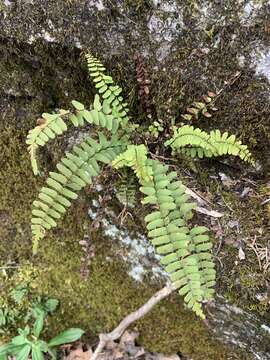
{"left": 90, "top": 283, "right": 174, "bottom": 360}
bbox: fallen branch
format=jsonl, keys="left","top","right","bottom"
{"left": 90, "top": 283, "right": 174, "bottom": 360}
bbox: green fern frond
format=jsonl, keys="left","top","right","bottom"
{"left": 26, "top": 96, "right": 121, "bottom": 175}
{"left": 167, "top": 177, "right": 216, "bottom": 302}
{"left": 141, "top": 160, "right": 215, "bottom": 318}
{"left": 31, "top": 133, "right": 126, "bottom": 253}
{"left": 209, "top": 129, "right": 252, "bottom": 161}
{"left": 165, "top": 125, "right": 254, "bottom": 164}
{"left": 112, "top": 144, "right": 153, "bottom": 183}
{"left": 112, "top": 151, "right": 216, "bottom": 318}
{"left": 85, "top": 53, "right": 130, "bottom": 127}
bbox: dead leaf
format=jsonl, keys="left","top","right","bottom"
{"left": 211, "top": 223, "right": 224, "bottom": 237}
{"left": 79, "top": 240, "right": 88, "bottom": 246}
{"left": 119, "top": 330, "right": 139, "bottom": 347}
{"left": 119, "top": 331, "right": 145, "bottom": 358}
{"left": 219, "top": 172, "right": 235, "bottom": 188}
{"left": 228, "top": 220, "right": 239, "bottom": 230}
{"left": 106, "top": 340, "right": 117, "bottom": 350}
{"left": 113, "top": 347, "right": 125, "bottom": 359}
{"left": 203, "top": 111, "right": 212, "bottom": 118}
{"left": 238, "top": 247, "right": 246, "bottom": 260}
{"left": 36, "top": 117, "right": 46, "bottom": 125}
{"left": 64, "top": 346, "right": 93, "bottom": 360}
{"left": 156, "top": 354, "right": 181, "bottom": 360}
{"left": 240, "top": 187, "right": 252, "bottom": 198}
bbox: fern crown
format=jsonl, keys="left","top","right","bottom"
{"left": 26, "top": 52, "right": 254, "bottom": 319}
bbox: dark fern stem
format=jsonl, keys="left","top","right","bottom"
{"left": 134, "top": 52, "right": 154, "bottom": 120}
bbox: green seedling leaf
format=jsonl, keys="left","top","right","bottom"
{"left": 0, "top": 343, "right": 25, "bottom": 356}
{"left": 32, "top": 343, "right": 44, "bottom": 360}
{"left": 33, "top": 312, "right": 45, "bottom": 338}
{"left": 16, "top": 344, "right": 31, "bottom": 360}
{"left": 44, "top": 298, "right": 59, "bottom": 313}
{"left": 11, "top": 285, "right": 28, "bottom": 304}
{"left": 0, "top": 344, "right": 10, "bottom": 356}
{"left": 11, "top": 335, "right": 27, "bottom": 347}
{"left": 48, "top": 328, "right": 84, "bottom": 347}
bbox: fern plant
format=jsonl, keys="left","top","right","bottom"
{"left": 26, "top": 53, "right": 254, "bottom": 319}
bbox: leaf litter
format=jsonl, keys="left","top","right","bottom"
{"left": 62, "top": 331, "right": 185, "bottom": 360}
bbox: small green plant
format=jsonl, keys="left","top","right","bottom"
{"left": 0, "top": 284, "right": 30, "bottom": 332}
{"left": 0, "top": 282, "right": 58, "bottom": 335}
{"left": 147, "top": 120, "right": 164, "bottom": 138}
{"left": 11, "top": 284, "right": 29, "bottom": 304}
{"left": 0, "top": 302, "right": 84, "bottom": 360}
{"left": 0, "top": 282, "right": 83, "bottom": 359}
{"left": 26, "top": 53, "right": 254, "bottom": 319}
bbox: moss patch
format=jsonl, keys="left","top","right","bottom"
{"left": 2, "top": 237, "right": 243, "bottom": 360}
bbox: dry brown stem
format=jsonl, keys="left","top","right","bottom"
{"left": 90, "top": 284, "right": 174, "bottom": 360}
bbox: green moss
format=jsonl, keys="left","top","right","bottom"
{"left": 211, "top": 188, "right": 270, "bottom": 318}
{"left": 2, "top": 234, "right": 242, "bottom": 360}
{"left": 0, "top": 126, "right": 37, "bottom": 259}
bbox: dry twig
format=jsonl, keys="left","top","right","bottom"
{"left": 90, "top": 284, "right": 174, "bottom": 360}
{"left": 248, "top": 236, "right": 270, "bottom": 273}
{"left": 185, "top": 188, "right": 223, "bottom": 218}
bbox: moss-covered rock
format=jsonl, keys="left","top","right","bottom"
{"left": 1, "top": 0, "right": 270, "bottom": 359}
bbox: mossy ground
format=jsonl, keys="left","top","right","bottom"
{"left": 1, "top": 1, "right": 270, "bottom": 358}
{"left": 177, "top": 165, "right": 270, "bottom": 356}
{"left": 216, "top": 186, "right": 270, "bottom": 317}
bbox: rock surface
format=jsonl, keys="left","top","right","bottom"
{"left": 1, "top": 0, "right": 270, "bottom": 359}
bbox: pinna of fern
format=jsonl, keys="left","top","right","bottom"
{"left": 26, "top": 51, "right": 254, "bottom": 320}
{"left": 165, "top": 125, "right": 254, "bottom": 164}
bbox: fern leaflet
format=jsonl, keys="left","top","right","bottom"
{"left": 112, "top": 144, "right": 153, "bottom": 183}
{"left": 115, "top": 170, "right": 137, "bottom": 208}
